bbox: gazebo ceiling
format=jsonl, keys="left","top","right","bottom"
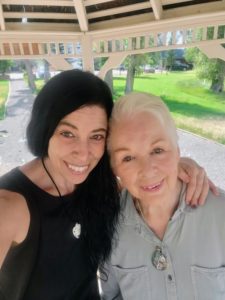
{"left": 1, "top": 0, "right": 225, "bottom": 73}
{"left": 1, "top": 0, "right": 225, "bottom": 33}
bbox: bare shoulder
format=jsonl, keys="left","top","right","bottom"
{"left": 0, "top": 189, "right": 30, "bottom": 262}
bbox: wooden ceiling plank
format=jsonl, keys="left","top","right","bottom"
{"left": 162, "top": 0, "right": 193, "bottom": 4}
{"left": 88, "top": 2, "right": 150, "bottom": 19}
{"left": 73, "top": 0, "right": 88, "bottom": 31}
{"left": 84, "top": 0, "right": 115, "bottom": 6}
{"left": 88, "top": 10, "right": 225, "bottom": 39}
{"left": 150, "top": 0, "right": 163, "bottom": 20}
{"left": 4, "top": 12, "right": 77, "bottom": 19}
{"left": 5, "top": 22, "right": 81, "bottom": 32}
{"left": 162, "top": 1, "right": 225, "bottom": 19}
{"left": 1, "top": 0, "right": 74, "bottom": 6}
{"left": 0, "top": 5, "right": 6, "bottom": 31}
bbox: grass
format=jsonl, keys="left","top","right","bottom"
{"left": 1, "top": 71, "right": 225, "bottom": 144}
{"left": 35, "top": 79, "right": 45, "bottom": 93}
{"left": 0, "top": 80, "right": 9, "bottom": 119}
{"left": 113, "top": 71, "right": 225, "bottom": 145}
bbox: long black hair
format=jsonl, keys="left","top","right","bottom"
{"left": 26, "top": 69, "right": 120, "bottom": 270}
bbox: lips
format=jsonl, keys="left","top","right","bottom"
{"left": 141, "top": 179, "right": 164, "bottom": 191}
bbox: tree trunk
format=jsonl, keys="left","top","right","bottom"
{"left": 24, "top": 60, "right": 36, "bottom": 92}
{"left": 210, "top": 59, "right": 225, "bottom": 93}
{"left": 44, "top": 59, "right": 51, "bottom": 83}
{"left": 104, "top": 69, "right": 113, "bottom": 94}
{"left": 125, "top": 55, "right": 135, "bottom": 94}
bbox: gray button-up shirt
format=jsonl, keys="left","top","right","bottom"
{"left": 100, "top": 184, "right": 225, "bottom": 300}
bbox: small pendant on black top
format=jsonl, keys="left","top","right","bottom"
{"left": 152, "top": 246, "right": 168, "bottom": 270}
{"left": 72, "top": 223, "right": 81, "bottom": 239}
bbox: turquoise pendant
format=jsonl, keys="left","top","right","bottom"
{"left": 152, "top": 246, "right": 168, "bottom": 270}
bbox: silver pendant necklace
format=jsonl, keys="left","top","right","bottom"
{"left": 136, "top": 199, "right": 168, "bottom": 271}
{"left": 42, "top": 158, "right": 81, "bottom": 239}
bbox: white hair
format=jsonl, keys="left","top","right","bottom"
{"left": 109, "top": 92, "right": 178, "bottom": 148}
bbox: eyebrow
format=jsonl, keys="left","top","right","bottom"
{"left": 113, "top": 147, "right": 130, "bottom": 153}
{"left": 58, "top": 121, "right": 107, "bottom": 133}
{"left": 112, "top": 139, "right": 165, "bottom": 153}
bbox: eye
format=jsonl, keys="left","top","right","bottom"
{"left": 60, "top": 131, "right": 74, "bottom": 138}
{"left": 91, "top": 134, "right": 106, "bottom": 141}
{"left": 152, "top": 148, "right": 164, "bottom": 154}
{"left": 122, "top": 155, "right": 134, "bottom": 162}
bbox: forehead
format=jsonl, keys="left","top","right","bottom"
{"left": 109, "top": 112, "right": 171, "bottom": 149}
{"left": 112, "top": 112, "right": 164, "bottom": 136}
{"left": 60, "top": 105, "right": 107, "bottom": 124}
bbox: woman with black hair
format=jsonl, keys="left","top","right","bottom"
{"left": 0, "top": 70, "right": 120, "bottom": 300}
{"left": 0, "top": 70, "right": 215, "bottom": 300}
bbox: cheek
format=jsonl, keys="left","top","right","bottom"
{"left": 92, "top": 142, "right": 105, "bottom": 159}
{"left": 115, "top": 166, "right": 135, "bottom": 187}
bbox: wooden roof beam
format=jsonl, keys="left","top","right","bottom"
{"left": 88, "top": 2, "right": 150, "bottom": 19}
{"left": 0, "top": 5, "right": 5, "bottom": 31}
{"left": 151, "top": 0, "right": 163, "bottom": 20}
{"left": 73, "top": 0, "right": 88, "bottom": 32}
{"left": 84, "top": 0, "right": 115, "bottom": 5}
{"left": 0, "top": 0, "right": 74, "bottom": 6}
{"left": 4, "top": 12, "right": 77, "bottom": 20}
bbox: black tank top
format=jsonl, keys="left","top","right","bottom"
{"left": 0, "top": 168, "right": 100, "bottom": 300}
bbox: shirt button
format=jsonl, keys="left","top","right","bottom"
{"left": 168, "top": 274, "right": 173, "bottom": 281}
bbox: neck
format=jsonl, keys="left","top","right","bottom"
{"left": 135, "top": 180, "right": 182, "bottom": 240}
{"left": 41, "top": 158, "right": 75, "bottom": 196}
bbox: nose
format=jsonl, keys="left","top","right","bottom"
{"left": 72, "top": 140, "right": 90, "bottom": 161}
{"left": 139, "top": 157, "right": 158, "bottom": 177}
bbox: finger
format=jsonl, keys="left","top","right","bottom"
{"left": 196, "top": 175, "right": 210, "bottom": 206}
{"left": 208, "top": 178, "right": 219, "bottom": 196}
{"left": 186, "top": 167, "right": 205, "bottom": 205}
{"left": 178, "top": 167, "right": 190, "bottom": 183}
{"left": 185, "top": 174, "right": 197, "bottom": 205}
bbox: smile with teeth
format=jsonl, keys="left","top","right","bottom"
{"left": 141, "top": 179, "right": 163, "bottom": 191}
{"left": 67, "top": 163, "right": 89, "bottom": 173}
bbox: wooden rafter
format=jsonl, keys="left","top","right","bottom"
{"left": 0, "top": 0, "right": 224, "bottom": 72}
{"left": 151, "top": 0, "right": 163, "bottom": 20}
{"left": 0, "top": 5, "right": 5, "bottom": 31}
{"left": 73, "top": 0, "right": 88, "bottom": 32}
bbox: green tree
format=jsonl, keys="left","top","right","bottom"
{"left": 23, "top": 60, "right": 37, "bottom": 92}
{"left": 185, "top": 25, "right": 225, "bottom": 93}
{"left": 166, "top": 50, "right": 176, "bottom": 71}
{"left": 0, "top": 60, "right": 12, "bottom": 76}
{"left": 124, "top": 53, "right": 148, "bottom": 94}
{"left": 185, "top": 47, "right": 225, "bottom": 93}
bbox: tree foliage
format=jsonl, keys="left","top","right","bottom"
{"left": 185, "top": 47, "right": 225, "bottom": 93}
{"left": 184, "top": 25, "right": 225, "bottom": 93}
{"left": 0, "top": 60, "right": 12, "bottom": 75}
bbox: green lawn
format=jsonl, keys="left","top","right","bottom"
{"left": 0, "top": 80, "right": 9, "bottom": 119}
{"left": 1, "top": 71, "right": 225, "bottom": 144}
{"left": 114, "top": 71, "right": 225, "bottom": 144}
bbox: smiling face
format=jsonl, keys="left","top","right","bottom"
{"left": 109, "top": 112, "right": 180, "bottom": 205}
{"left": 48, "top": 105, "right": 107, "bottom": 186}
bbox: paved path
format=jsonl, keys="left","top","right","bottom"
{"left": 0, "top": 79, "right": 225, "bottom": 190}
{"left": 0, "top": 79, "right": 34, "bottom": 174}
{"left": 178, "top": 130, "right": 225, "bottom": 190}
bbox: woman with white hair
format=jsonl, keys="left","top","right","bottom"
{"left": 101, "top": 92, "right": 225, "bottom": 300}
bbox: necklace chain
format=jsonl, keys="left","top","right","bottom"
{"left": 41, "top": 157, "right": 62, "bottom": 198}
{"left": 136, "top": 199, "right": 147, "bottom": 224}
{"left": 135, "top": 198, "right": 168, "bottom": 271}
{"left": 41, "top": 157, "right": 81, "bottom": 239}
